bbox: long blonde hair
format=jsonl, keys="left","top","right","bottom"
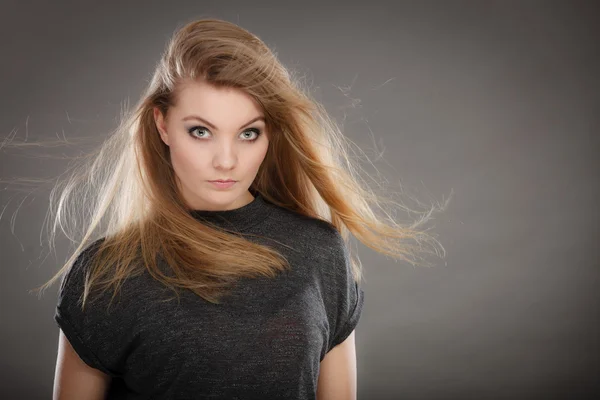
{"left": 10, "top": 18, "right": 448, "bottom": 310}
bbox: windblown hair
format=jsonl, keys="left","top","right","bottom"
{"left": 19, "top": 18, "right": 448, "bottom": 310}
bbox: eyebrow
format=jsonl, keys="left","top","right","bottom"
{"left": 181, "top": 114, "right": 265, "bottom": 130}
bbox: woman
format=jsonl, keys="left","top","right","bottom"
{"left": 33, "top": 17, "right": 445, "bottom": 400}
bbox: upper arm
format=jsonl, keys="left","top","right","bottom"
{"left": 53, "top": 329, "right": 111, "bottom": 400}
{"left": 317, "top": 330, "right": 357, "bottom": 400}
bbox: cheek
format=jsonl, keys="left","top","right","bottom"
{"left": 169, "top": 142, "right": 207, "bottom": 177}
{"left": 249, "top": 142, "right": 269, "bottom": 168}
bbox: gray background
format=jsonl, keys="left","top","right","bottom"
{"left": 1, "top": 1, "right": 598, "bottom": 399}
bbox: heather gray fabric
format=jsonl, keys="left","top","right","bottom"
{"left": 54, "top": 192, "right": 364, "bottom": 399}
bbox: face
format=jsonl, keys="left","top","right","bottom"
{"left": 153, "top": 79, "right": 269, "bottom": 211}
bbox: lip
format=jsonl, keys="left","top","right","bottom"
{"left": 208, "top": 180, "right": 237, "bottom": 189}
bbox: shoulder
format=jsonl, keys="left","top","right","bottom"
{"left": 72, "top": 238, "right": 107, "bottom": 271}
{"left": 78, "top": 238, "right": 106, "bottom": 262}
{"left": 60, "top": 238, "right": 107, "bottom": 291}
{"left": 265, "top": 202, "right": 345, "bottom": 259}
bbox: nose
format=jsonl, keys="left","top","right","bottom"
{"left": 212, "top": 140, "right": 237, "bottom": 170}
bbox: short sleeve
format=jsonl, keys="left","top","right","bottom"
{"left": 54, "top": 238, "right": 124, "bottom": 377}
{"left": 325, "top": 229, "right": 365, "bottom": 352}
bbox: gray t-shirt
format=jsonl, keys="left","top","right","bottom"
{"left": 54, "top": 193, "right": 364, "bottom": 399}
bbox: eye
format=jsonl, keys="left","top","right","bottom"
{"left": 241, "top": 128, "right": 261, "bottom": 141}
{"left": 187, "top": 126, "right": 211, "bottom": 139}
{"left": 187, "top": 126, "right": 262, "bottom": 142}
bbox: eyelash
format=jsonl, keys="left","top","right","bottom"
{"left": 187, "top": 126, "right": 262, "bottom": 142}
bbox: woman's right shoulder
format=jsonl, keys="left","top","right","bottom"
{"left": 72, "top": 237, "right": 107, "bottom": 268}
{"left": 59, "top": 237, "right": 107, "bottom": 290}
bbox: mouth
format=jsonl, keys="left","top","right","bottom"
{"left": 209, "top": 179, "right": 237, "bottom": 183}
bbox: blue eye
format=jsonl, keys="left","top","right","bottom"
{"left": 187, "top": 126, "right": 262, "bottom": 142}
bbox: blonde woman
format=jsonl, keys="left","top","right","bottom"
{"left": 30, "top": 17, "right": 445, "bottom": 400}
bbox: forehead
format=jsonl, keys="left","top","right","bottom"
{"left": 173, "top": 80, "right": 262, "bottom": 115}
